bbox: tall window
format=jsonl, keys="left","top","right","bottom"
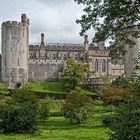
{"left": 95, "top": 59, "right": 98, "bottom": 72}
{"left": 102, "top": 59, "right": 106, "bottom": 72}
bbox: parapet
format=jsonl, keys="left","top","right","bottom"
{"left": 2, "top": 21, "right": 22, "bottom": 27}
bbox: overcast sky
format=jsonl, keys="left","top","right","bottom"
{"left": 0, "top": 0, "right": 94, "bottom": 46}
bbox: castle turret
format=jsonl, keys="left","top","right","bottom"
{"left": 41, "top": 33, "right": 45, "bottom": 46}
{"left": 21, "top": 14, "right": 29, "bottom": 26}
{"left": 1, "top": 14, "right": 29, "bottom": 87}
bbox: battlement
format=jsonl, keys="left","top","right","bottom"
{"left": 29, "top": 59, "right": 66, "bottom": 64}
{"left": 29, "top": 43, "right": 84, "bottom": 51}
{"left": 2, "top": 21, "right": 22, "bottom": 27}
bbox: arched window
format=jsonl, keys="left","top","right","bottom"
{"left": 95, "top": 59, "right": 98, "bottom": 72}
{"left": 102, "top": 59, "right": 106, "bottom": 72}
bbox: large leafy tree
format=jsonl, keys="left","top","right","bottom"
{"left": 62, "top": 59, "right": 89, "bottom": 90}
{"left": 109, "top": 96, "right": 140, "bottom": 140}
{"left": 74, "top": 0, "right": 140, "bottom": 58}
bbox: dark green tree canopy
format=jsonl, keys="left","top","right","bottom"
{"left": 75, "top": 0, "right": 140, "bottom": 58}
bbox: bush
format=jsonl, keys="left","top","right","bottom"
{"left": 62, "top": 91, "right": 94, "bottom": 124}
{"left": 99, "top": 86, "right": 132, "bottom": 104}
{"left": 0, "top": 83, "right": 10, "bottom": 96}
{"left": 0, "top": 86, "right": 37, "bottom": 133}
{"left": 102, "top": 116, "right": 113, "bottom": 127}
{"left": 37, "top": 99, "right": 50, "bottom": 120}
{"left": 15, "top": 82, "right": 21, "bottom": 89}
{"left": 111, "top": 76, "right": 130, "bottom": 88}
{"left": 37, "top": 97, "right": 64, "bottom": 120}
{"left": 109, "top": 96, "right": 140, "bottom": 140}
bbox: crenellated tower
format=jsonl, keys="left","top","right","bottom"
{"left": 1, "top": 14, "right": 29, "bottom": 87}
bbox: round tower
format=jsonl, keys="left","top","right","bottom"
{"left": 1, "top": 14, "right": 29, "bottom": 86}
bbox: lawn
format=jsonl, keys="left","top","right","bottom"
{"left": 28, "top": 81, "right": 97, "bottom": 95}
{"left": 0, "top": 116, "right": 109, "bottom": 140}
{"left": 0, "top": 102, "right": 112, "bottom": 140}
{"left": 28, "top": 82, "right": 67, "bottom": 94}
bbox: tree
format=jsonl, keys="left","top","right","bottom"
{"left": 0, "top": 86, "right": 37, "bottom": 133}
{"left": 74, "top": 0, "right": 140, "bottom": 58}
{"left": 109, "top": 97, "right": 140, "bottom": 140}
{"left": 62, "top": 91, "right": 94, "bottom": 124}
{"left": 62, "top": 59, "right": 89, "bottom": 90}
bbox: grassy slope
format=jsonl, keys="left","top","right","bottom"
{"left": 0, "top": 117, "right": 109, "bottom": 140}
{"left": 0, "top": 104, "right": 112, "bottom": 140}
{"left": 28, "top": 82, "right": 97, "bottom": 95}
{"left": 28, "top": 82, "right": 67, "bottom": 94}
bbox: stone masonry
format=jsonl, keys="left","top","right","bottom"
{"left": 1, "top": 14, "right": 139, "bottom": 86}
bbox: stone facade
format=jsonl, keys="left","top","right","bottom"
{"left": 2, "top": 14, "right": 139, "bottom": 86}
{"left": 1, "top": 14, "right": 29, "bottom": 87}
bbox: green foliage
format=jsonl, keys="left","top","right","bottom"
{"left": 0, "top": 83, "right": 10, "bottom": 96}
{"left": 74, "top": 0, "right": 140, "bottom": 58}
{"left": 99, "top": 86, "right": 132, "bottom": 104}
{"left": 37, "top": 99, "right": 50, "bottom": 120}
{"left": 28, "top": 82, "right": 67, "bottom": 94}
{"left": 0, "top": 86, "right": 37, "bottom": 133}
{"left": 0, "top": 116, "right": 110, "bottom": 140}
{"left": 62, "top": 91, "right": 94, "bottom": 124}
{"left": 62, "top": 59, "right": 89, "bottom": 91}
{"left": 134, "top": 52, "right": 140, "bottom": 72}
{"left": 102, "top": 116, "right": 113, "bottom": 127}
{"left": 0, "top": 83, "right": 8, "bottom": 91}
{"left": 37, "top": 97, "right": 64, "bottom": 119}
{"left": 111, "top": 76, "right": 130, "bottom": 88}
{"left": 15, "top": 82, "right": 21, "bottom": 89}
{"left": 132, "top": 53, "right": 140, "bottom": 94}
{"left": 109, "top": 97, "right": 140, "bottom": 140}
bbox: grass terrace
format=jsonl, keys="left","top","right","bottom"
{"left": 0, "top": 103, "right": 111, "bottom": 140}
{"left": 28, "top": 81, "right": 97, "bottom": 96}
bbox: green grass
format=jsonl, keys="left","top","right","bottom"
{"left": 0, "top": 116, "right": 109, "bottom": 140}
{"left": 0, "top": 103, "right": 112, "bottom": 140}
{"left": 28, "top": 82, "right": 67, "bottom": 94}
{"left": 28, "top": 82, "right": 97, "bottom": 95}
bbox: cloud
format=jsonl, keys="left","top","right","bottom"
{"left": 36, "top": 0, "right": 71, "bottom": 6}
{"left": 0, "top": 0, "right": 95, "bottom": 49}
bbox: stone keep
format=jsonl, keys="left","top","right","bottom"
{"left": 1, "top": 14, "right": 29, "bottom": 86}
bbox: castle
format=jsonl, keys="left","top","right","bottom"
{"left": 1, "top": 14, "right": 140, "bottom": 87}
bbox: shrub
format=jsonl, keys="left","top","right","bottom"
{"left": 0, "top": 83, "right": 10, "bottom": 96}
{"left": 15, "top": 82, "right": 21, "bottom": 89}
{"left": 37, "top": 99, "right": 50, "bottom": 120}
{"left": 37, "top": 97, "right": 64, "bottom": 120}
{"left": 102, "top": 116, "right": 113, "bottom": 127}
{"left": 62, "top": 91, "right": 94, "bottom": 124}
{"left": 109, "top": 96, "right": 140, "bottom": 140}
{"left": 111, "top": 76, "right": 130, "bottom": 88}
{"left": 0, "top": 86, "right": 37, "bottom": 133}
{"left": 99, "top": 86, "right": 132, "bottom": 104}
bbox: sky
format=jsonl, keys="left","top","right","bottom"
{"left": 0, "top": 0, "right": 94, "bottom": 46}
